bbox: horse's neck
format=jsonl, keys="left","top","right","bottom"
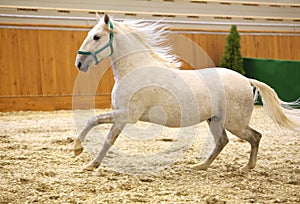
{"left": 110, "top": 28, "right": 165, "bottom": 81}
{"left": 113, "top": 52, "right": 164, "bottom": 79}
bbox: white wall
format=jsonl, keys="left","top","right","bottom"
{"left": 1, "top": 0, "right": 300, "bottom": 31}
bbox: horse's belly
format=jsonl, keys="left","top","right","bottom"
{"left": 138, "top": 99, "right": 211, "bottom": 127}
{"left": 139, "top": 108, "right": 204, "bottom": 127}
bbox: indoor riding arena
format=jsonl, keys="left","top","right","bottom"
{"left": 1, "top": 0, "right": 300, "bottom": 203}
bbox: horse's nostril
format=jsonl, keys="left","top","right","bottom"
{"left": 77, "top": 61, "right": 82, "bottom": 69}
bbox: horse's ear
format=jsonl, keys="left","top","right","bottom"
{"left": 96, "top": 13, "right": 101, "bottom": 22}
{"left": 104, "top": 14, "right": 110, "bottom": 25}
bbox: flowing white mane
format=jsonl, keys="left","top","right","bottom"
{"left": 116, "top": 20, "right": 182, "bottom": 69}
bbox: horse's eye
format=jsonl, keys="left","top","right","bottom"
{"left": 93, "top": 35, "right": 100, "bottom": 41}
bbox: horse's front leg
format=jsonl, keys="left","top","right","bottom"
{"left": 83, "top": 123, "right": 125, "bottom": 171}
{"left": 74, "top": 112, "right": 115, "bottom": 156}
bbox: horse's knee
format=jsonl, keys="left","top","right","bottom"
{"left": 87, "top": 116, "right": 100, "bottom": 127}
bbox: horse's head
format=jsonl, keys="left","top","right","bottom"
{"left": 75, "top": 14, "right": 114, "bottom": 72}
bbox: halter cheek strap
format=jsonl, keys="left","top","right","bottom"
{"left": 78, "top": 21, "right": 114, "bottom": 65}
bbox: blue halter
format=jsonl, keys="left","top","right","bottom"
{"left": 78, "top": 21, "right": 114, "bottom": 65}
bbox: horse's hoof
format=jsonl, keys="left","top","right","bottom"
{"left": 239, "top": 165, "right": 251, "bottom": 173}
{"left": 74, "top": 148, "right": 83, "bottom": 156}
{"left": 74, "top": 139, "right": 83, "bottom": 156}
{"left": 191, "top": 163, "right": 208, "bottom": 170}
{"left": 82, "top": 163, "right": 95, "bottom": 171}
{"left": 82, "top": 161, "right": 100, "bottom": 171}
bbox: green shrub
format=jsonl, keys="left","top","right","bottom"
{"left": 220, "top": 25, "right": 245, "bottom": 75}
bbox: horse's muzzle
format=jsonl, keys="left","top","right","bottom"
{"left": 75, "top": 54, "right": 89, "bottom": 72}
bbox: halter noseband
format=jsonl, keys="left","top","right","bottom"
{"left": 77, "top": 21, "right": 114, "bottom": 65}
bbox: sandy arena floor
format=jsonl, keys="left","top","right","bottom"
{"left": 0, "top": 106, "right": 299, "bottom": 203}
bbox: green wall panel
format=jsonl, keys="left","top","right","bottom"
{"left": 244, "top": 58, "right": 300, "bottom": 105}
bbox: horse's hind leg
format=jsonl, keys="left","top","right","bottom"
{"left": 192, "top": 117, "right": 229, "bottom": 170}
{"left": 74, "top": 112, "right": 115, "bottom": 156}
{"left": 231, "top": 126, "right": 262, "bottom": 171}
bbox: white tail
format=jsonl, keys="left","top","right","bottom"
{"left": 249, "top": 79, "right": 300, "bottom": 131}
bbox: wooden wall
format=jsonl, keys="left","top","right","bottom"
{"left": 0, "top": 25, "right": 299, "bottom": 111}
{"left": 180, "top": 32, "right": 300, "bottom": 67}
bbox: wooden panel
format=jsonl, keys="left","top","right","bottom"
{"left": 181, "top": 33, "right": 300, "bottom": 66}
{"left": 0, "top": 26, "right": 299, "bottom": 111}
{"left": 0, "top": 28, "right": 18, "bottom": 96}
{"left": 239, "top": 34, "right": 300, "bottom": 60}
{"left": 36, "top": 29, "right": 83, "bottom": 95}
{"left": 181, "top": 33, "right": 227, "bottom": 67}
{"left": 0, "top": 95, "right": 111, "bottom": 112}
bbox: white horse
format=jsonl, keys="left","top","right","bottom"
{"left": 74, "top": 14, "right": 300, "bottom": 172}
